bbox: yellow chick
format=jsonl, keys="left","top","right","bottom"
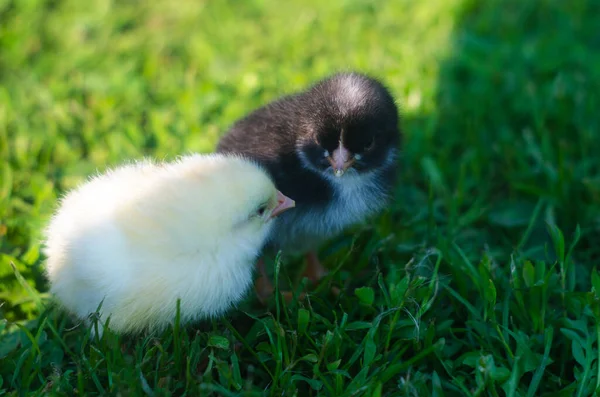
{"left": 43, "top": 153, "right": 295, "bottom": 335}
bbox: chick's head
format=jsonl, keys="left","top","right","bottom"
{"left": 296, "top": 72, "right": 400, "bottom": 179}
{"left": 173, "top": 154, "right": 295, "bottom": 256}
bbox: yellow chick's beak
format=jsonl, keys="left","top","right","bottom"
{"left": 328, "top": 142, "right": 355, "bottom": 177}
{"left": 270, "top": 190, "right": 295, "bottom": 219}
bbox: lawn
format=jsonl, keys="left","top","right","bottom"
{"left": 1, "top": 0, "right": 600, "bottom": 395}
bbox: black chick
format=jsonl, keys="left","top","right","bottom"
{"left": 216, "top": 72, "right": 401, "bottom": 300}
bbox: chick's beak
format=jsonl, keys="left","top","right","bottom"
{"left": 270, "top": 190, "right": 295, "bottom": 219}
{"left": 328, "top": 142, "right": 355, "bottom": 177}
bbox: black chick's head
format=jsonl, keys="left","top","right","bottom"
{"left": 296, "top": 72, "right": 400, "bottom": 180}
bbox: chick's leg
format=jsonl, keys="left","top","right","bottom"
{"left": 303, "top": 251, "right": 341, "bottom": 297}
{"left": 302, "top": 251, "right": 328, "bottom": 285}
{"left": 254, "top": 258, "right": 305, "bottom": 304}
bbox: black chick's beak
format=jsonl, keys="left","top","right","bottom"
{"left": 328, "top": 142, "right": 354, "bottom": 177}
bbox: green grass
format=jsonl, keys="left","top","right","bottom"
{"left": 1, "top": 0, "right": 600, "bottom": 394}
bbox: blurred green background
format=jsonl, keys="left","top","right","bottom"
{"left": 1, "top": 0, "right": 600, "bottom": 394}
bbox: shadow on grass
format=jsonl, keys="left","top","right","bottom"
{"left": 402, "top": 0, "right": 600, "bottom": 264}
{"left": 398, "top": 0, "right": 600, "bottom": 393}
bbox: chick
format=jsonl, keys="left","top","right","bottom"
{"left": 43, "top": 153, "right": 295, "bottom": 335}
{"left": 216, "top": 72, "right": 401, "bottom": 300}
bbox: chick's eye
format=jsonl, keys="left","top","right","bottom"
{"left": 365, "top": 138, "right": 376, "bottom": 151}
{"left": 256, "top": 204, "right": 268, "bottom": 217}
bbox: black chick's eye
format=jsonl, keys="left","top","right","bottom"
{"left": 364, "top": 137, "right": 376, "bottom": 152}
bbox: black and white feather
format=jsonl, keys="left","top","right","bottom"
{"left": 216, "top": 72, "right": 401, "bottom": 255}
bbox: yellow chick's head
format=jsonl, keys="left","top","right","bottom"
{"left": 178, "top": 153, "right": 295, "bottom": 252}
